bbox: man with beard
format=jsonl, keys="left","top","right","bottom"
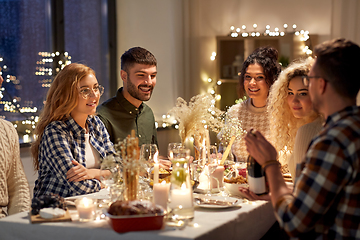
{"left": 244, "top": 38, "right": 360, "bottom": 239}
{"left": 97, "top": 47, "right": 158, "bottom": 147}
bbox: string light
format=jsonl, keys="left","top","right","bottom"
{"left": 0, "top": 51, "right": 73, "bottom": 142}
{"left": 228, "top": 23, "right": 309, "bottom": 41}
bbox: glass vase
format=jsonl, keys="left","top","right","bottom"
{"left": 168, "top": 148, "right": 194, "bottom": 221}
{"left": 123, "top": 164, "right": 139, "bottom": 201}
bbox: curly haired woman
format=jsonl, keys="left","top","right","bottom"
{"left": 31, "top": 63, "right": 116, "bottom": 198}
{"left": 223, "top": 46, "right": 281, "bottom": 162}
{"left": 268, "top": 57, "right": 323, "bottom": 181}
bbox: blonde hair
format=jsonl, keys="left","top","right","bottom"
{"left": 268, "top": 58, "right": 320, "bottom": 163}
{"left": 31, "top": 63, "right": 95, "bottom": 170}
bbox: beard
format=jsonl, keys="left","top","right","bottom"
{"left": 126, "top": 76, "right": 154, "bottom": 102}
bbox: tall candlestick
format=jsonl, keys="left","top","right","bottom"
{"left": 154, "top": 152, "right": 159, "bottom": 184}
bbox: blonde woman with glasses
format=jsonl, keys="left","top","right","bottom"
{"left": 31, "top": 63, "right": 116, "bottom": 198}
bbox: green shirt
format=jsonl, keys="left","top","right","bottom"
{"left": 97, "top": 87, "right": 158, "bottom": 147}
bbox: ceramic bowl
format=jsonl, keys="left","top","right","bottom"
{"left": 106, "top": 211, "right": 165, "bottom": 233}
{"left": 224, "top": 182, "right": 249, "bottom": 198}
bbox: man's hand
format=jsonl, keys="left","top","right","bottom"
{"left": 66, "top": 160, "right": 97, "bottom": 182}
{"left": 244, "top": 130, "right": 277, "bottom": 166}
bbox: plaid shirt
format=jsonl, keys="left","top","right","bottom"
{"left": 275, "top": 105, "right": 360, "bottom": 239}
{"left": 34, "top": 116, "right": 115, "bottom": 198}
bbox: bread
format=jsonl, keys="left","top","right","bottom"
{"left": 108, "top": 200, "right": 163, "bottom": 216}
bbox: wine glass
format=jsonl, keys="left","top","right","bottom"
{"left": 191, "top": 145, "right": 206, "bottom": 183}
{"left": 100, "top": 161, "right": 120, "bottom": 202}
{"left": 205, "top": 145, "right": 218, "bottom": 196}
{"left": 215, "top": 142, "right": 232, "bottom": 196}
{"left": 140, "top": 144, "right": 159, "bottom": 181}
{"left": 100, "top": 162, "right": 118, "bottom": 189}
{"left": 167, "top": 142, "right": 184, "bottom": 161}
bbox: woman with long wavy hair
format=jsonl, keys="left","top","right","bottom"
{"left": 31, "top": 63, "right": 115, "bottom": 198}
{"left": 268, "top": 57, "right": 323, "bottom": 180}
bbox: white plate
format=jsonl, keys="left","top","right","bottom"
{"left": 65, "top": 189, "right": 110, "bottom": 201}
{"left": 194, "top": 195, "right": 242, "bottom": 209}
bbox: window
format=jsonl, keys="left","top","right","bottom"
{"left": 0, "top": 0, "right": 116, "bottom": 144}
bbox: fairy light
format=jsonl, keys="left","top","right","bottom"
{"left": 210, "top": 52, "right": 216, "bottom": 61}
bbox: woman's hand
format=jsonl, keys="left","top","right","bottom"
{"left": 66, "top": 160, "right": 98, "bottom": 182}
{"left": 244, "top": 130, "right": 277, "bottom": 166}
{"left": 238, "top": 185, "right": 271, "bottom": 201}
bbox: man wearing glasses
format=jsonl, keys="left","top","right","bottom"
{"left": 245, "top": 38, "right": 360, "bottom": 238}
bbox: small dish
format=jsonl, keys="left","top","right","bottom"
{"left": 194, "top": 195, "right": 241, "bottom": 209}
{"left": 224, "top": 182, "right": 249, "bottom": 198}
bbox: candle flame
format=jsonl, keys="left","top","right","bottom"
{"left": 80, "top": 197, "right": 92, "bottom": 207}
{"left": 161, "top": 180, "right": 167, "bottom": 185}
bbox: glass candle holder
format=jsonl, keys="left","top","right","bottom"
{"left": 75, "top": 197, "right": 96, "bottom": 222}
{"left": 168, "top": 148, "right": 194, "bottom": 221}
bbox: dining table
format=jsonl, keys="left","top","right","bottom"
{"left": 0, "top": 188, "right": 276, "bottom": 240}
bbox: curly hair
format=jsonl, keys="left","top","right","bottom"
{"left": 31, "top": 63, "right": 96, "bottom": 170}
{"left": 238, "top": 46, "right": 282, "bottom": 98}
{"left": 268, "top": 58, "right": 320, "bottom": 163}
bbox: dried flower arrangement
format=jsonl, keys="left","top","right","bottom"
{"left": 168, "top": 94, "right": 224, "bottom": 144}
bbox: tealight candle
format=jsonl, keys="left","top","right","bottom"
{"left": 153, "top": 180, "right": 171, "bottom": 210}
{"left": 153, "top": 152, "right": 159, "bottom": 184}
{"left": 75, "top": 197, "right": 95, "bottom": 222}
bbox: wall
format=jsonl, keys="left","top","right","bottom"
{"left": 116, "top": 0, "right": 185, "bottom": 122}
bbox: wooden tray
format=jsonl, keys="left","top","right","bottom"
{"left": 30, "top": 210, "right": 72, "bottom": 224}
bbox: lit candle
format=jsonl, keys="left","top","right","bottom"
{"left": 197, "top": 165, "right": 209, "bottom": 190}
{"left": 153, "top": 180, "right": 171, "bottom": 210}
{"left": 75, "top": 197, "right": 95, "bottom": 222}
{"left": 169, "top": 184, "right": 193, "bottom": 209}
{"left": 153, "top": 152, "right": 159, "bottom": 184}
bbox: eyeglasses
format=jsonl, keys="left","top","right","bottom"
{"left": 79, "top": 85, "right": 104, "bottom": 99}
{"left": 302, "top": 75, "right": 323, "bottom": 87}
